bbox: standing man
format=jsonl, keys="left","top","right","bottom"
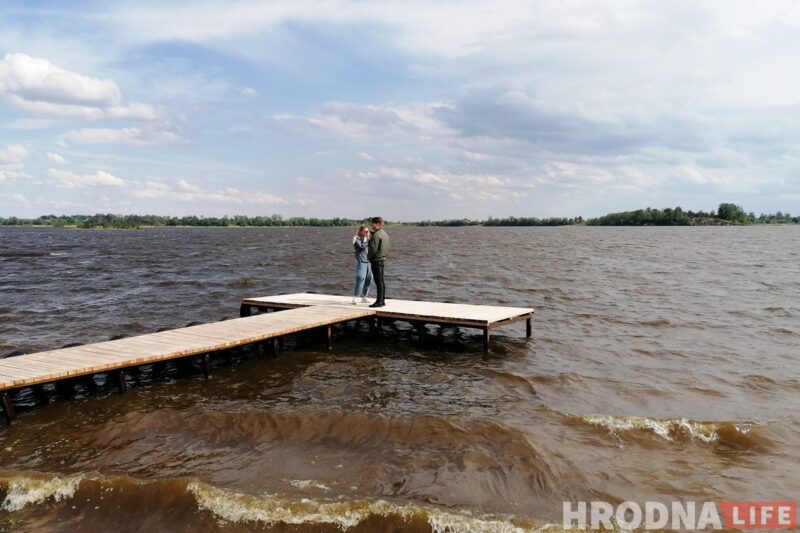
{"left": 367, "top": 216, "right": 390, "bottom": 308}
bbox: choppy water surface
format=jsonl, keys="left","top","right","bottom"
{"left": 0, "top": 226, "right": 799, "bottom": 532}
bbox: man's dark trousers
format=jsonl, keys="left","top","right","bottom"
{"left": 371, "top": 260, "right": 386, "bottom": 304}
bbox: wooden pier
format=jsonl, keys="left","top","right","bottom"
{"left": 241, "top": 292, "right": 534, "bottom": 354}
{"left": 0, "top": 306, "right": 373, "bottom": 425}
{"left": 1, "top": 294, "right": 533, "bottom": 425}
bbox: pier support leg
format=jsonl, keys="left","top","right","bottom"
{"left": 270, "top": 338, "right": 280, "bottom": 357}
{"left": 177, "top": 358, "right": 192, "bottom": 376}
{"left": 55, "top": 380, "right": 74, "bottom": 399}
{"left": 1, "top": 392, "right": 15, "bottom": 425}
{"left": 483, "top": 327, "right": 491, "bottom": 355}
{"left": 416, "top": 322, "right": 426, "bottom": 343}
{"left": 115, "top": 370, "right": 128, "bottom": 394}
{"left": 240, "top": 304, "right": 251, "bottom": 317}
{"left": 202, "top": 353, "right": 210, "bottom": 379}
{"left": 526, "top": 317, "right": 532, "bottom": 338}
{"left": 83, "top": 374, "right": 99, "bottom": 394}
{"left": 326, "top": 325, "right": 333, "bottom": 351}
{"left": 32, "top": 385, "right": 48, "bottom": 404}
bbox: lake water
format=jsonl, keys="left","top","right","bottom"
{"left": 1, "top": 226, "right": 799, "bottom": 532}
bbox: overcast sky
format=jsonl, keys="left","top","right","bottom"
{"left": 1, "top": 1, "right": 799, "bottom": 219}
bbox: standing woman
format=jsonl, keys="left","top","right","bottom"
{"left": 352, "top": 225, "right": 372, "bottom": 304}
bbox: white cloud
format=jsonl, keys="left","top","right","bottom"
{"left": 4, "top": 118, "right": 58, "bottom": 129}
{"left": 130, "top": 180, "right": 171, "bottom": 198}
{"left": 0, "top": 144, "right": 28, "bottom": 164}
{"left": 273, "top": 101, "right": 449, "bottom": 140}
{"left": 102, "top": 1, "right": 535, "bottom": 59}
{"left": 0, "top": 144, "right": 29, "bottom": 183}
{"left": 61, "top": 126, "right": 183, "bottom": 146}
{"left": 130, "top": 178, "right": 307, "bottom": 206}
{"left": 46, "top": 152, "right": 67, "bottom": 164}
{"left": 676, "top": 164, "right": 766, "bottom": 193}
{"left": 542, "top": 161, "right": 616, "bottom": 186}
{"left": 144, "top": 180, "right": 170, "bottom": 191}
{"left": 49, "top": 168, "right": 127, "bottom": 188}
{"left": 375, "top": 165, "right": 523, "bottom": 201}
{"left": 10, "top": 193, "right": 28, "bottom": 204}
{"left": 241, "top": 86, "right": 258, "bottom": 98}
{"left": 178, "top": 179, "right": 201, "bottom": 192}
{"left": 0, "top": 52, "right": 120, "bottom": 106}
{"left": 0, "top": 53, "right": 162, "bottom": 120}
{"left": 94, "top": 0, "right": 800, "bottom": 119}
{"left": 0, "top": 192, "right": 29, "bottom": 206}
{"left": 0, "top": 169, "right": 26, "bottom": 183}
{"left": 460, "top": 150, "right": 492, "bottom": 162}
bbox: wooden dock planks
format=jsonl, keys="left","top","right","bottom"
{"left": 241, "top": 293, "right": 535, "bottom": 356}
{"left": 0, "top": 306, "right": 374, "bottom": 393}
{"left": 1, "top": 294, "right": 535, "bottom": 425}
{"left": 241, "top": 293, "right": 535, "bottom": 328}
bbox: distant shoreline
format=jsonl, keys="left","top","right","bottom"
{"left": 2, "top": 223, "right": 797, "bottom": 230}
{"left": 1, "top": 204, "right": 797, "bottom": 228}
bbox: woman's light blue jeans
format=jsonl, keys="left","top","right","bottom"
{"left": 354, "top": 261, "right": 372, "bottom": 297}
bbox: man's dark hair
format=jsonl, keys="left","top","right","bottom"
{"left": 371, "top": 216, "right": 383, "bottom": 225}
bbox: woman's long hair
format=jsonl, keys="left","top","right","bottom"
{"left": 353, "top": 224, "right": 370, "bottom": 242}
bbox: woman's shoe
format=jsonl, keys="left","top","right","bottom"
{"left": 351, "top": 297, "right": 358, "bottom": 305}
{"left": 360, "top": 296, "right": 369, "bottom": 303}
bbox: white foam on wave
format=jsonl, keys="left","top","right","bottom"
{"left": 426, "top": 509, "right": 540, "bottom": 533}
{"left": 1, "top": 474, "right": 83, "bottom": 512}
{"left": 576, "top": 413, "right": 736, "bottom": 443}
{"left": 188, "top": 481, "right": 540, "bottom": 532}
{"left": 289, "top": 479, "right": 331, "bottom": 492}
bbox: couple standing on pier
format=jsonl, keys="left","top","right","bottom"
{"left": 352, "top": 216, "right": 389, "bottom": 307}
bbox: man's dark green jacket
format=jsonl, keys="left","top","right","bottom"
{"left": 368, "top": 228, "right": 390, "bottom": 261}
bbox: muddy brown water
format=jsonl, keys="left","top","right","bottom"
{"left": 0, "top": 226, "right": 798, "bottom": 532}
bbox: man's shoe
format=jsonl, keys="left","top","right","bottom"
{"left": 360, "top": 297, "right": 369, "bottom": 303}
{"left": 369, "top": 301, "right": 385, "bottom": 308}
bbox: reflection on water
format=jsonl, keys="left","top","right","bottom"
{"left": 1, "top": 226, "right": 799, "bottom": 531}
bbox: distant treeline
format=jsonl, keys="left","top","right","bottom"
{"left": 0, "top": 213, "right": 586, "bottom": 228}
{"left": 0, "top": 214, "right": 361, "bottom": 228}
{"left": 0, "top": 204, "right": 797, "bottom": 228}
{"left": 587, "top": 203, "right": 799, "bottom": 226}
{"left": 417, "top": 216, "right": 584, "bottom": 226}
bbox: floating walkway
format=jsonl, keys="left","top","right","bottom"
{"left": 1, "top": 294, "right": 533, "bottom": 425}
{"left": 0, "top": 306, "right": 373, "bottom": 425}
{"left": 241, "top": 292, "right": 534, "bottom": 352}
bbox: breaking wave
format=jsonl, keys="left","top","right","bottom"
{"left": 188, "top": 481, "right": 544, "bottom": 532}
{"left": 0, "top": 472, "right": 559, "bottom": 532}
{"left": 553, "top": 411, "right": 770, "bottom": 450}
{"left": 0, "top": 473, "right": 83, "bottom": 512}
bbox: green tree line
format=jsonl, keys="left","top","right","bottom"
{"left": 0, "top": 204, "right": 797, "bottom": 228}
{"left": 417, "top": 216, "right": 584, "bottom": 226}
{"left": 0, "top": 214, "right": 363, "bottom": 228}
{"left": 0, "top": 213, "right": 585, "bottom": 228}
{"left": 587, "top": 203, "right": 799, "bottom": 226}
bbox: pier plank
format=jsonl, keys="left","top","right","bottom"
{"left": 0, "top": 306, "right": 374, "bottom": 394}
